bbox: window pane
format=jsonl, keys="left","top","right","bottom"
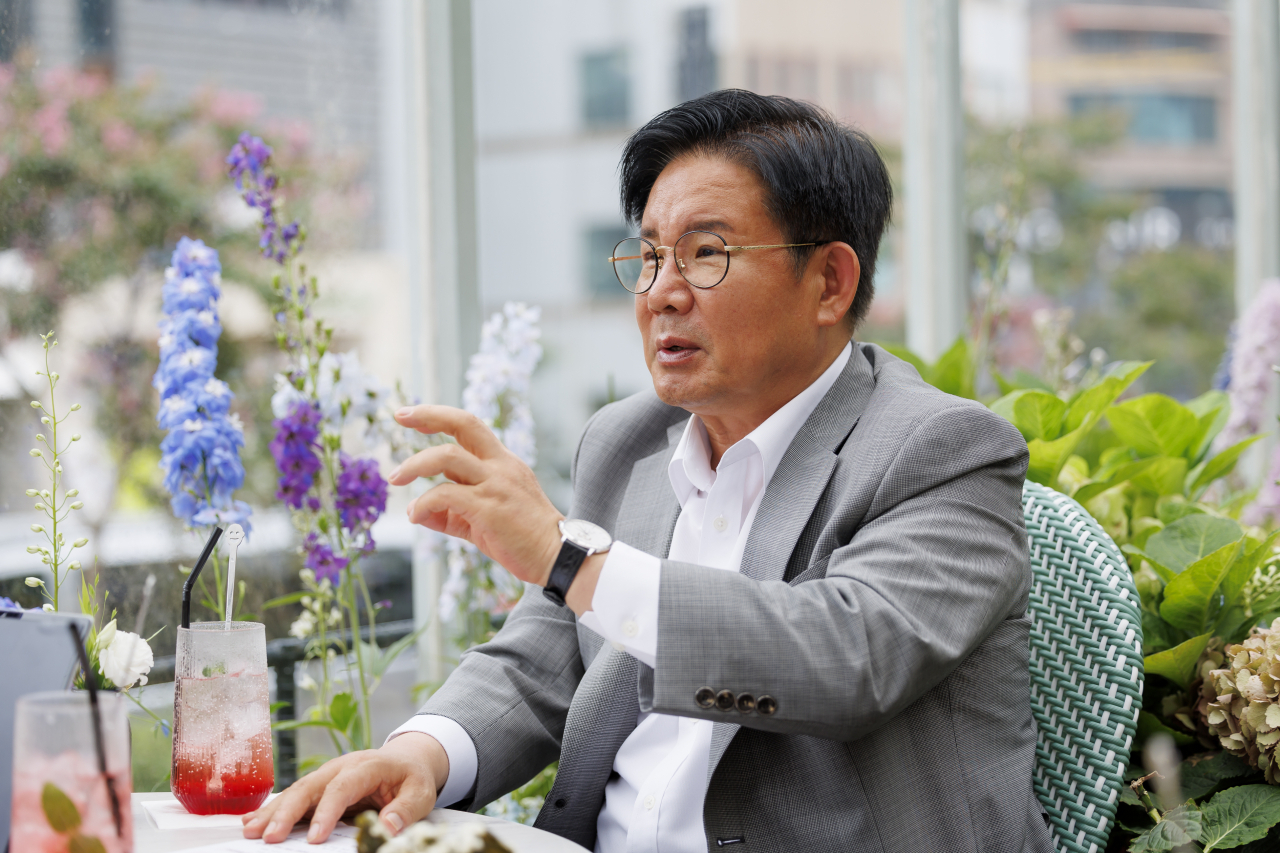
{"left": 585, "top": 226, "right": 631, "bottom": 298}
{"left": 581, "top": 49, "right": 629, "bottom": 127}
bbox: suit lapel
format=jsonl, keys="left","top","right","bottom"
{"left": 708, "top": 345, "right": 876, "bottom": 778}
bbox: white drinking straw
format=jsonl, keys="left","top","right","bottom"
{"left": 223, "top": 524, "right": 245, "bottom": 629}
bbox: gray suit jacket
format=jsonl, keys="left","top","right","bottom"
{"left": 420, "top": 343, "right": 1056, "bottom": 853}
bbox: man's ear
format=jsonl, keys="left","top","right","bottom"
{"left": 814, "top": 242, "right": 860, "bottom": 328}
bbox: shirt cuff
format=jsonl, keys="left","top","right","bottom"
{"left": 385, "top": 715, "right": 478, "bottom": 808}
{"left": 578, "top": 540, "right": 661, "bottom": 668}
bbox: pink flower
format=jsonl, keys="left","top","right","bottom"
{"left": 100, "top": 118, "right": 136, "bottom": 154}
{"left": 33, "top": 102, "right": 71, "bottom": 157}
{"left": 206, "top": 89, "right": 264, "bottom": 127}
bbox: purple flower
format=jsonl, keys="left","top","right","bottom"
{"left": 271, "top": 401, "right": 323, "bottom": 510}
{"left": 305, "top": 537, "right": 349, "bottom": 585}
{"left": 226, "top": 132, "right": 272, "bottom": 187}
{"left": 0, "top": 597, "right": 21, "bottom": 613}
{"left": 225, "top": 133, "right": 304, "bottom": 263}
{"left": 335, "top": 454, "right": 387, "bottom": 534}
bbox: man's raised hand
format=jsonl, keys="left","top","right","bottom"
{"left": 389, "top": 405, "right": 564, "bottom": 586}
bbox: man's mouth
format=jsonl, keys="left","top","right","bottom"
{"left": 656, "top": 337, "right": 700, "bottom": 364}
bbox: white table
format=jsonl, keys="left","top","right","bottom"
{"left": 132, "top": 793, "right": 588, "bottom": 853}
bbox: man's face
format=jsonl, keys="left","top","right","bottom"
{"left": 635, "top": 154, "right": 828, "bottom": 421}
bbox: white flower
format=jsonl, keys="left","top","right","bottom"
{"left": 271, "top": 372, "right": 310, "bottom": 419}
{"left": 296, "top": 672, "right": 318, "bottom": 693}
{"left": 314, "top": 351, "right": 387, "bottom": 427}
{"left": 97, "top": 619, "right": 153, "bottom": 689}
{"left": 289, "top": 610, "right": 317, "bottom": 639}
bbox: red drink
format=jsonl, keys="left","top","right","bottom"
{"left": 171, "top": 671, "right": 274, "bottom": 815}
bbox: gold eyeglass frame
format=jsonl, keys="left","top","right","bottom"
{"left": 608, "top": 230, "right": 826, "bottom": 293}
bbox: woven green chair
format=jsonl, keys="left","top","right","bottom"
{"left": 1023, "top": 481, "right": 1144, "bottom": 853}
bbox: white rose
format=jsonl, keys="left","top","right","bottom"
{"left": 98, "top": 622, "right": 154, "bottom": 689}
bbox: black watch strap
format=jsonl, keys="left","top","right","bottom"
{"left": 542, "top": 538, "right": 590, "bottom": 607}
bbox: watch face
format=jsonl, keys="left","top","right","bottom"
{"left": 561, "top": 518, "right": 612, "bottom": 551}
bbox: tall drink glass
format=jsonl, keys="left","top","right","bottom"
{"left": 11, "top": 691, "right": 133, "bottom": 853}
{"left": 171, "top": 621, "right": 274, "bottom": 814}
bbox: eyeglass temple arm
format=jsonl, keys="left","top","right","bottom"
{"left": 724, "top": 242, "right": 821, "bottom": 252}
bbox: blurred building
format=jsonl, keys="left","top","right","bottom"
{"left": 1029, "top": 0, "right": 1234, "bottom": 252}
{"left": 474, "top": 0, "right": 1031, "bottom": 501}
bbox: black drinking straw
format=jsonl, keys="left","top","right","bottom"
{"left": 181, "top": 526, "right": 223, "bottom": 630}
{"left": 67, "top": 623, "right": 123, "bottom": 838}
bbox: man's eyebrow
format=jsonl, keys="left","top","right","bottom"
{"left": 638, "top": 220, "right": 735, "bottom": 242}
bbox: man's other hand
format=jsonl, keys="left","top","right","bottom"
{"left": 241, "top": 732, "right": 450, "bottom": 844}
{"left": 389, "top": 405, "right": 564, "bottom": 586}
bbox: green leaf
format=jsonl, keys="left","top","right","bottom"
{"left": 260, "top": 590, "right": 310, "bottom": 610}
{"left": 930, "top": 338, "right": 975, "bottom": 399}
{"left": 1130, "top": 803, "right": 1203, "bottom": 852}
{"left": 1072, "top": 457, "right": 1162, "bottom": 504}
{"left": 1136, "top": 710, "right": 1195, "bottom": 747}
{"left": 1123, "top": 545, "right": 1176, "bottom": 583}
{"left": 1222, "top": 530, "right": 1280, "bottom": 609}
{"left": 1146, "top": 515, "right": 1245, "bottom": 573}
{"left": 368, "top": 622, "right": 430, "bottom": 681}
{"left": 1189, "top": 436, "right": 1264, "bottom": 499}
{"left": 991, "top": 390, "right": 1067, "bottom": 442}
{"left": 1186, "top": 390, "right": 1231, "bottom": 464}
{"left": 992, "top": 369, "right": 1052, "bottom": 396}
{"left": 41, "top": 782, "right": 81, "bottom": 833}
{"left": 1200, "top": 785, "right": 1280, "bottom": 850}
{"left": 329, "top": 691, "right": 358, "bottom": 734}
{"left": 1026, "top": 412, "right": 1098, "bottom": 488}
{"left": 1065, "top": 360, "right": 1151, "bottom": 432}
{"left": 68, "top": 835, "right": 106, "bottom": 853}
{"left": 1130, "top": 456, "right": 1190, "bottom": 496}
{"left": 1144, "top": 632, "right": 1214, "bottom": 688}
{"left": 1181, "top": 751, "right": 1254, "bottom": 802}
{"left": 1160, "top": 539, "right": 1246, "bottom": 634}
{"left": 1108, "top": 394, "right": 1200, "bottom": 459}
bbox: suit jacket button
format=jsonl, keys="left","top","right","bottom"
{"left": 715, "top": 689, "right": 735, "bottom": 711}
{"left": 695, "top": 687, "right": 716, "bottom": 708}
{"left": 756, "top": 695, "right": 777, "bottom": 715}
{"left": 735, "top": 693, "right": 756, "bottom": 713}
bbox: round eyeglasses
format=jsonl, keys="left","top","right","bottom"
{"left": 608, "top": 230, "right": 826, "bottom": 294}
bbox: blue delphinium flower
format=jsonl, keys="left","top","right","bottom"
{"left": 154, "top": 237, "right": 253, "bottom": 533}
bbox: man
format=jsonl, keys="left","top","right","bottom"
{"left": 246, "top": 90, "right": 1054, "bottom": 852}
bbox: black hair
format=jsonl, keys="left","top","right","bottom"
{"left": 619, "top": 89, "right": 893, "bottom": 328}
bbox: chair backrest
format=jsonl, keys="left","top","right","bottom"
{"left": 1022, "top": 481, "right": 1144, "bottom": 853}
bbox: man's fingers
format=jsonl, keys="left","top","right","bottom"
{"left": 389, "top": 443, "right": 486, "bottom": 487}
{"left": 395, "top": 405, "right": 504, "bottom": 459}
{"left": 248, "top": 765, "right": 338, "bottom": 843}
{"left": 378, "top": 777, "right": 438, "bottom": 837}
{"left": 306, "top": 761, "right": 384, "bottom": 844}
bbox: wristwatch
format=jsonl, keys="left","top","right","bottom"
{"left": 542, "top": 519, "right": 612, "bottom": 606}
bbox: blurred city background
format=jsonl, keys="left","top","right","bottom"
{"left": 0, "top": 0, "right": 1273, "bottom": 783}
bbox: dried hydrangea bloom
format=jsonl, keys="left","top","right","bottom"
{"left": 353, "top": 812, "right": 511, "bottom": 853}
{"left": 1195, "top": 617, "right": 1280, "bottom": 782}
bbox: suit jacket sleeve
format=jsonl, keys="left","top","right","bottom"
{"left": 413, "top": 415, "right": 607, "bottom": 809}
{"left": 643, "top": 403, "right": 1031, "bottom": 741}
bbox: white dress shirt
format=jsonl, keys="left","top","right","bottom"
{"left": 390, "top": 344, "right": 852, "bottom": 853}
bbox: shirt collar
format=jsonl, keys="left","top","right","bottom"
{"left": 668, "top": 342, "right": 852, "bottom": 507}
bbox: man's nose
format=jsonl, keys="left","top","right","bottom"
{"left": 645, "top": 251, "right": 693, "bottom": 312}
